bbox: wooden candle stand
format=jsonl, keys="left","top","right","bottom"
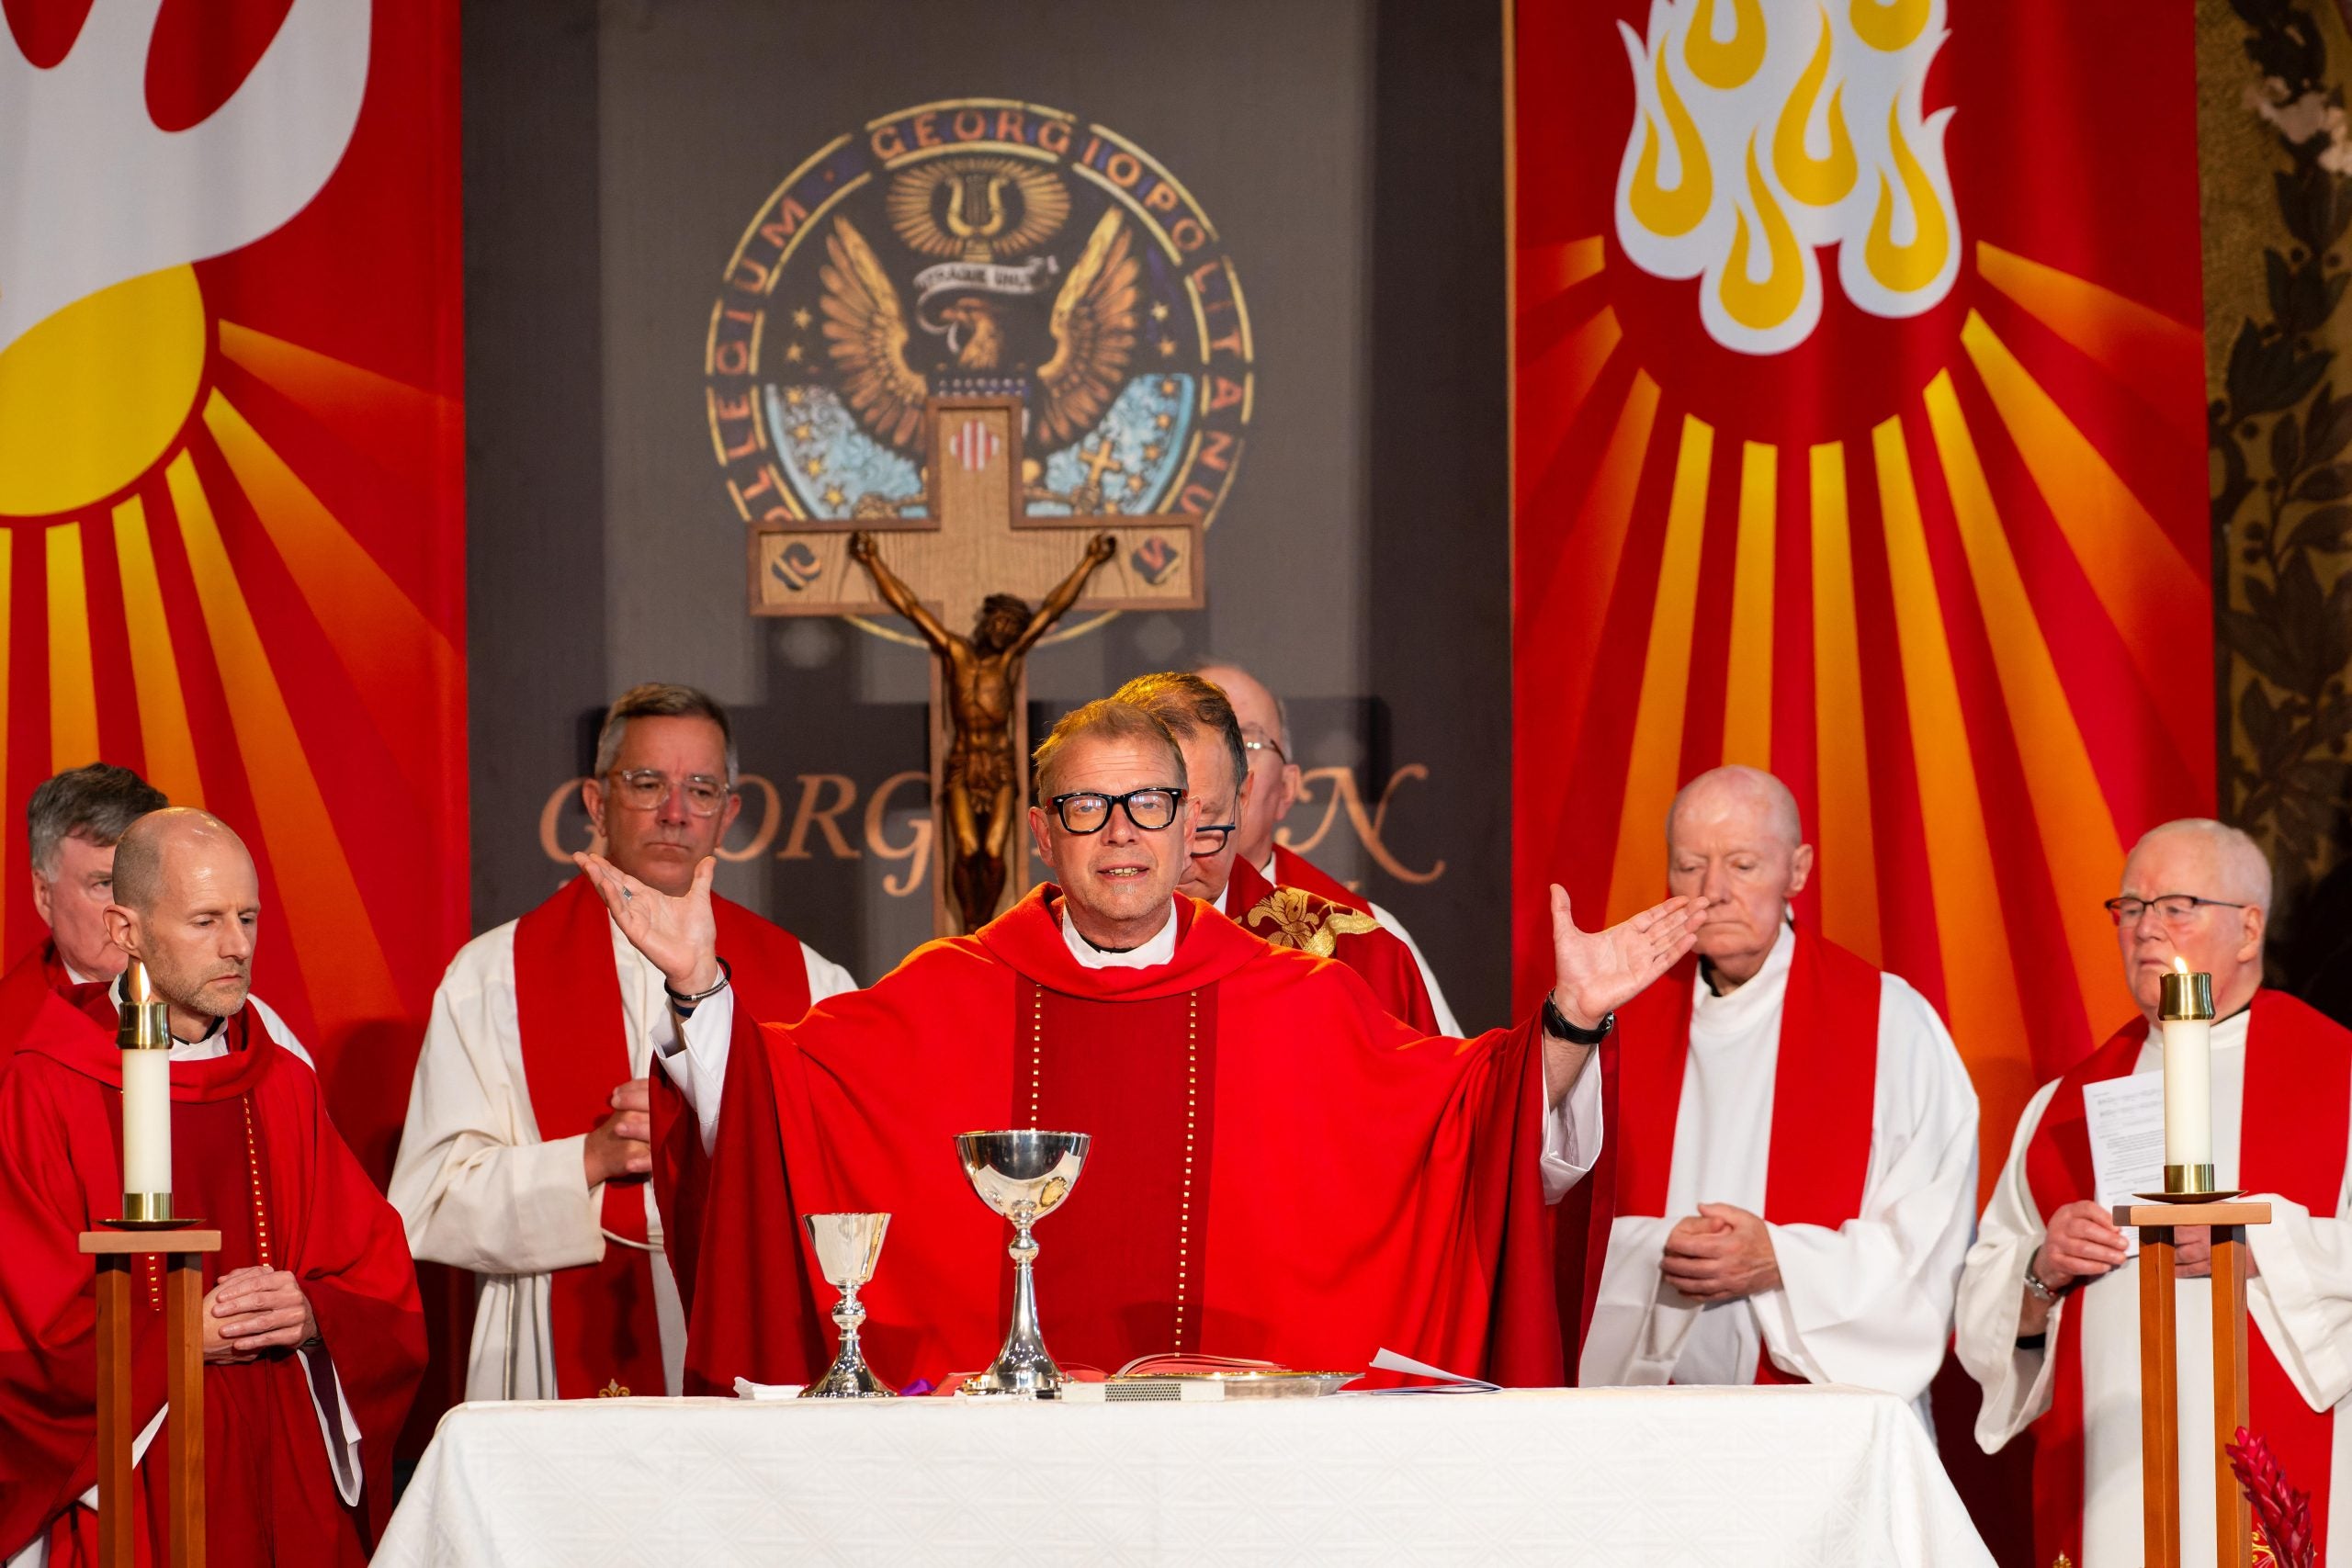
{"left": 79, "top": 1226, "right": 220, "bottom": 1568}
{"left": 2111, "top": 1200, "right": 2271, "bottom": 1568}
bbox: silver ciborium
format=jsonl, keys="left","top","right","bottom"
{"left": 955, "top": 1130, "right": 1091, "bottom": 1398}
{"left": 797, "top": 1213, "right": 898, "bottom": 1399}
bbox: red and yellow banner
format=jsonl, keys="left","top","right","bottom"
{"left": 0, "top": 0, "right": 465, "bottom": 1178}
{"left": 1510, "top": 0, "right": 2211, "bottom": 1171}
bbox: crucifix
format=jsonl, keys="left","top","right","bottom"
{"left": 750, "top": 397, "right": 1205, "bottom": 933}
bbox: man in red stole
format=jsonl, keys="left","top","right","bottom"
{"left": 390, "top": 683, "right": 854, "bottom": 1401}
{"left": 1195, "top": 660, "right": 1460, "bottom": 1032}
{"left": 1557, "top": 767, "right": 1978, "bottom": 1419}
{"left": 1112, "top": 671, "right": 1440, "bottom": 1032}
{"left": 1958, "top": 818, "right": 2352, "bottom": 1568}
{"left": 584, "top": 697, "right": 1703, "bottom": 1394}
{"left": 0, "top": 764, "right": 170, "bottom": 1047}
{"left": 0, "top": 809, "right": 424, "bottom": 1564}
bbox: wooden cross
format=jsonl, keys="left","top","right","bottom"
{"left": 749, "top": 397, "right": 1205, "bottom": 931}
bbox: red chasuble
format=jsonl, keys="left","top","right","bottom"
{"left": 0, "top": 941, "right": 104, "bottom": 1054}
{"left": 1223, "top": 856, "right": 1439, "bottom": 1033}
{"left": 1555, "top": 926, "right": 1882, "bottom": 1384}
{"left": 0, "top": 989, "right": 424, "bottom": 1564}
{"left": 509, "top": 875, "right": 809, "bottom": 1399}
{"left": 1272, "top": 843, "right": 1374, "bottom": 915}
{"left": 651, "top": 885, "right": 1561, "bottom": 1394}
{"left": 2022, "top": 989, "right": 2350, "bottom": 1568}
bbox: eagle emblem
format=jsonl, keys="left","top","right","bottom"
{"left": 818, "top": 156, "right": 1141, "bottom": 459}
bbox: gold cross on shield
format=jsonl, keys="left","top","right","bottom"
{"left": 749, "top": 397, "right": 1205, "bottom": 931}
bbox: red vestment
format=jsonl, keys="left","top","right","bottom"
{"left": 510, "top": 876, "right": 810, "bottom": 1398}
{"left": 1552, "top": 928, "right": 1882, "bottom": 1383}
{"left": 1222, "top": 856, "right": 1438, "bottom": 1033}
{"left": 0, "top": 942, "right": 105, "bottom": 1054}
{"left": 652, "top": 885, "right": 1561, "bottom": 1394}
{"left": 0, "top": 990, "right": 424, "bottom": 1564}
{"left": 2022, "top": 990, "right": 2350, "bottom": 1567}
{"left": 1272, "top": 843, "right": 1373, "bottom": 915}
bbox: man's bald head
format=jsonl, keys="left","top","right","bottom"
{"left": 2123, "top": 818, "right": 2272, "bottom": 915}
{"left": 1667, "top": 766, "right": 1803, "bottom": 851}
{"left": 2115, "top": 818, "right": 2272, "bottom": 1022}
{"left": 104, "top": 809, "right": 262, "bottom": 1031}
{"left": 1665, "top": 766, "right": 1812, "bottom": 989}
{"left": 109, "top": 809, "right": 251, "bottom": 915}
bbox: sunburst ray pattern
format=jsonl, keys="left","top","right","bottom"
{"left": 1514, "top": 5, "right": 2211, "bottom": 1185}
{"left": 0, "top": 2, "right": 465, "bottom": 1189}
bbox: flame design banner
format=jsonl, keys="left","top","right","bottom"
{"left": 1511, "top": 0, "right": 2212, "bottom": 1172}
{"left": 0, "top": 0, "right": 464, "bottom": 1175}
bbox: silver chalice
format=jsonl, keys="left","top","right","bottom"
{"left": 954, "top": 1130, "right": 1091, "bottom": 1398}
{"left": 797, "top": 1212, "right": 898, "bottom": 1398}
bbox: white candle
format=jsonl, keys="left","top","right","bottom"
{"left": 2159, "top": 959, "right": 2215, "bottom": 1174}
{"left": 120, "top": 1047, "right": 172, "bottom": 1198}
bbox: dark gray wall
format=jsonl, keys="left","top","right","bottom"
{"left": 466, "top": 0, "right": 1510, "bottom": 1024}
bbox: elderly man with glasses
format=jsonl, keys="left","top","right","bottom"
{"left": 575, "top": 695, "right": 1706, "bottom": 1393}
{"left": 390, "top": 683, "right": 855, "bottom": 1402}
{"left": 1956, "top": 818, "right": 2352, "bottom": 1568}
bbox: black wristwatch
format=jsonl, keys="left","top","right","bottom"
{"left": 1542, "top": 996, "right": 1613, "bottom": 1045}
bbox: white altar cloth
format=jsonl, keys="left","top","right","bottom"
{"left": 377, "top": 1385, "right": 1993, "bottom": 1567}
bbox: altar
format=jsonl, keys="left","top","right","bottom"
{"left": 376, "top": 1384, "right": 1994, "bottom": 1566}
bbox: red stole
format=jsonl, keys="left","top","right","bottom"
{"left": 1561, "top": 926, "right": 1882, "bottom": 1384}
{"left": 510, "top": 875, "right": 808, "bottom": 1398}
{"left": 1271, "top": 844, "right": 1374, "bottom": 915}
{"left": 1020, "top": 899, "right": 1221, "bottom": 1366}
{"left": 1224, "top": 856, "right": 1439, "bottom": 1033}
{"left": 2022, "top": 989, "right": 2350, "bottom": 1567}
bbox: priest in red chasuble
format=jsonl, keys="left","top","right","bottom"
{"left": 390, "top": 683, "right": 854, "bottom": 1402}
{"left": 1558, "top": 767, "right": 1978, "bottom": 1419}
{"left": 1958, "top": 819, "right": 2352, "bottom": 1568}
{"left": 1114, "top": 671, "right": 1440, "bottom": 1033}
{"left": 1194, "top": 660, "right": 1461, "bottom": 1032}
{"left": 586, "top": 698, "right": 1702, "bottom": 1394}
{"left": 0, "top": 809, "right": 424, "bottom": 1565}
{"left": 0, "top": 765, "right": 171, "bottom": 1048}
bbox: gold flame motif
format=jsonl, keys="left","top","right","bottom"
{"left": 1850, "top": 0, "right": 1928, "bottom": 52}
{"left": 1631, "top": 45, "right": 1713, "bottom": 239}
{"left": 1773, "top": 9, "right": 1857, "bottom": 208}
{"left": 1684, "top": 0, "right": 1767, "bottom": 91}
{"left": 1866, "top": 97, "right": 1951, "bottom": 292}
{"left": 1720, "top": 137, "right": 1805, "bottom": 330}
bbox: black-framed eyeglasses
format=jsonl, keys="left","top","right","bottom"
{"left": 606, "top": 768, "right": 730, "bottom": 818}
{"left": 1189, "top": 821, "right": 1239, "bottom": 855}
{"left": 1241, "top": 735, "right": 1288, "bottom": 766}
{"left": 2102, "top": 893, "right": 2251, "bottom": 927}
{"left": 1046, "top": 787, "right": 1187, "bottom": 834}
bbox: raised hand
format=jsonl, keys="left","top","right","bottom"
{"left": 1086, "top": 531, "right": 1117, "bottom": 564}
{"left": 848, "top": 530, "right": 876, "bottom": 565}
{"left": 1549, "top": 884, "right": 1703, "bottom": 1028}
{"left": 576, "top": 852, "right": 718, "bottom": 994}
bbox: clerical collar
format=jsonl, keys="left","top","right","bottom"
{"left": 1058, "top": 900, "right": 1181, "bottom": 969}
{"left": 109, "top": 974, "right": 233, "bottom": 1057}
{"left": 1692, "top": 921, "right": 1795, "bottom": 1021}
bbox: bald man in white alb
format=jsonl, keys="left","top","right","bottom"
{"left": 1957, "top": 819, "right": 2352, "bottom": 1568}
{"left": 1563, "top": 766, "right": 1977, "bottom": 1423}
